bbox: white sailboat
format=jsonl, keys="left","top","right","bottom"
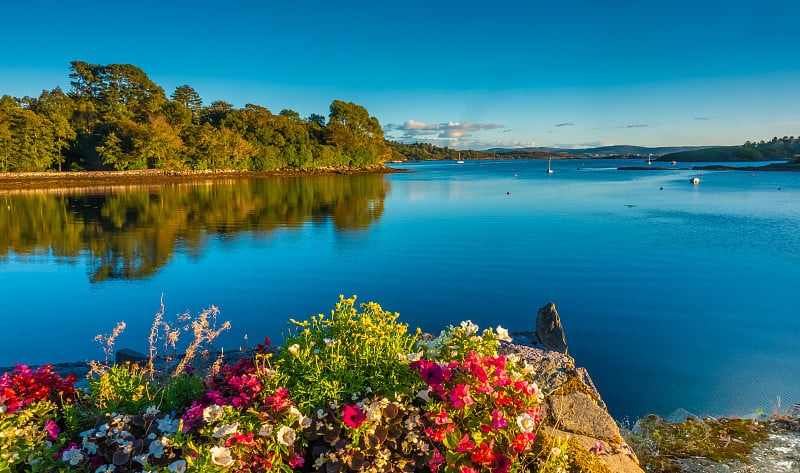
{"left": 547, "top": 158, "right": 554, "bottom": 174}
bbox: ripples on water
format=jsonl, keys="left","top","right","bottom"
{"left": 0, "top": 159, "right": 798, "bottom": 420}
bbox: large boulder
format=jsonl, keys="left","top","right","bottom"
{"left": 536, "top": 302, "right": 568, "bottom": 353}
{"left": 548, "top": 391, "right": 622, "bottom": 440}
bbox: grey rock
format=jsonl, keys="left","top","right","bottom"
{"left": 115, "top": 348, "right": 148, "bottom": 365}
{"left": 575, "top": 366, "right": 607, "bottom": 411}
{"left": 548, "top": 391, "right": 621, "bottom": 440}
{"left": 787, "top": 403, "right": 800, "bottom": 418}
{"left": 499, "top": 342, "right": 573, "bottom": 396}
{"left": 535, "top": 303, "right": 567, "bottom": 353}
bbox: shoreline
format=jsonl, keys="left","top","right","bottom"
{"left": 0, "top": 164, "right": 412, "bottom": 191}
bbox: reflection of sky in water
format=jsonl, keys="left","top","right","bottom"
{"left": 1, "top": 159, "right": 798, "bottom": 420}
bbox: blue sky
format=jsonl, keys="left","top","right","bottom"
{"left": 2, "top": 0, "right": 799, "bottom": 150}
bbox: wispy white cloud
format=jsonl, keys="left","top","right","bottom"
{"left": 622, "top": 124, "right": 648, "bottom": 128}
{"left": 694, "top": 117, "right": 711, "bottom": 120}
{"left": 554, "top": 122, "right": 575, "bottom": 127}
{"left": 384, "top": 119, "right": 508, "bottom": 149}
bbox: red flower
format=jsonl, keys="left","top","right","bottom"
{"left": 343, "top": 405, "right": 366, "bottom": 428}
{"left": 470, "top": 443, "right": 495, "bottom": 463}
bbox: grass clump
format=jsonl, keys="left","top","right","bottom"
{"left": 273, "top": 295, "right": 422, "bottom": 409}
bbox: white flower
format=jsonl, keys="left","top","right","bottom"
{"left": 495, "top": 325, "right": 513, "bottom": 342}
{"left": 168, "top": 460, "right": 187, "bottom": 473}
{"left": 202, "top": 405, "right": 224, "bottom": 423}
{"left": 288, "top": 344, "right": 300, "bottom": 355}
{"left": 145, "top": 406, "right": 160, "bottom": 416}
{"left": 551, "top": 447, "right": 562, "bottom": 456}
{"left": 62, "top": 446, "right": 84, "bottom": 466}
{"left": 158, "top": 417, "right": 181, "bottom": 433}
{"left": 277, "top": 425, "right": 296, "bottom": 446}
{"left": 323, "top": 338, "right": 335, "bottom": 348}
{"left": 0, "top": 405, "right": 6, "bottom": 414}
{"left": 404, "top": 351, "right": 424, "bottom": 362}
{"left": 460, "top": 320, "right": 479, "bottom": 335}
{"left": 210, "top": 445, "right": 234, "bottom": 467}
{"left": 212, "top": 422, "right": 239, "bottom": 438}
{"left": 148, "top": 440, "right": 164, "bottom": 458}
{"left": 516, "top": 413, "right": 536, "bottom": 432}
{"left": 83, "top": 441, "right": 98, "bottom": 454}
{"left": 416, "top": 388, "right": 431, "bottom": 403}
{"left": 366, "top": 404, "right": 382, "bottom": 422}
{"left": 289, "top": 406, "right": 303, "bottom": 419}
{"left": 520, "top": 360, "right": 535, "bottom": 376}
{"left": 300, "top": 415, "right": 312, "bottom": 428}
{"left": 258, "top": 423, "right": 274, "bottom": 436}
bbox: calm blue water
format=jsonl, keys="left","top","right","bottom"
{"left": 1, "top": 159, "right": 798, "bottom": 420}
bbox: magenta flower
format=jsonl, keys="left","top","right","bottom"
{"left": 491, "top": 452, "right": 512, "bottom": 473}
{"left": 343, "top": 405, "right": 366, "bottom": 428}
{"left": 43, "top": 419, "right": 60, "bottom": 440}
{"left": 450, "top": 384, "right": 474, "bottom": 408}
{"left": 491, "top": 410, "right": 507, "bottom": 429}
{"left": 420, "top": 361, "right": 444, "bottom": 385}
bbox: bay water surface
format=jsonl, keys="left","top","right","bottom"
{"left": 1, "top": 158, "right": 798, "bottom": 420}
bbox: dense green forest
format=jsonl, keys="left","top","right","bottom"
{"left": 660, "top": 136, "right": 800, "bottom": 163}
{"left": 0, "top": 62, "right": 391, "bottom": 172}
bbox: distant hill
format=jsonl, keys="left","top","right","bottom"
{"left": 659, "top": 137, "right": 800, "bottom": 162}
{"left": 387, "top": 141, "right": 578, "bottom": 161}
{"left": 490, "top": 145, "right": 713, "bottom": 157}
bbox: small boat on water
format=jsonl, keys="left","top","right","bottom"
{"left": 456, "top": 160, "right": 464, "bottom": 164}
{"left": 547, "top": 158, "right": 554, "bottom": 174}
{"left": 671, "top": 161, "right": 677, "bottom": 165}
{"left": 690, "top": 177, "right": 700, "bottom": 184}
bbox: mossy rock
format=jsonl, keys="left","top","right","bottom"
{"left": 626, "top": 414, "right": 771, "bottom": 472}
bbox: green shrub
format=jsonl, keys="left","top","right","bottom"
{"left": 273, "top": 295, "right": 423, "bottom": 410}
{"left": 87, "top": 363, "right": 154, "bottom": 414}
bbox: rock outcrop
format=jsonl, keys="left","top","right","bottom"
{"left": 508, "top": 302, "right": 644, "bottom": 473}
{"left": 535, "top": 302, "right": 568, "bottom": 353}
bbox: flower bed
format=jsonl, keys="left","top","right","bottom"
{"left": 0, "top": 296, "right": 581, "bottom": 473}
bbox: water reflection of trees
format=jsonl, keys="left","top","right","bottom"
{"left": 0, "top": 175, "right": 388, "bottom": 282}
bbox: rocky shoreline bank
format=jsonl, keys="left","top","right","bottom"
{"left": 0, "top": 164, "right": 411, "bottom": 191}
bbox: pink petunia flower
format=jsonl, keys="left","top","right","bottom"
{"left": 343, "top": 405, "right": 366, "bottom": 428}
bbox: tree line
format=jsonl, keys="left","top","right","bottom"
{"left": 661, "top": 135, "right": 800, "bottom": 163}
{"left": 0, "top": 62, "right": 391, "bottom": 172}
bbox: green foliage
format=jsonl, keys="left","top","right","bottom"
{"left": 661, "top": 146, "right": 765, "bottom": 162}
{"left": 0, "top": 62, "right": 392, "bottom": 172}
{"left": 87, "top": 363, "right": 154, "bottom": 414}
{"left": 274, "top": 295, "right": 423, "bottom": 409}
{"left": 158, "top": 373, "right": 206, "bottom": 413}
{"left": 0, "top": 401, "right": 61, "bottom": 472}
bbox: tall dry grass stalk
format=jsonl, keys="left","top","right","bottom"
{"left": 172, "top": 306, "right": 231, "bottom": 377}
{"left": 94, "top": 321, "right": 126, "bottom": 361}
{"left": 90, "top": 298, "right": 231, "bottom": 380}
